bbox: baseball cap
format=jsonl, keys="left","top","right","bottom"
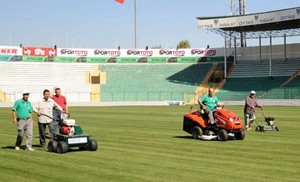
{"left": 22, "top": 90, "right": 30, "bottom": 95}
{"left": 250, "top": 90, "right": 256, "bottom": 95}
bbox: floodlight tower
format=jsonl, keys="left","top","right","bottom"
{"left": 239, "top": 0, "right": 247, "bottom": 47}
{"left": 230, "top": 0, "right": 247, "bottom": 47}
{"left": 229, "top": 0, "right": 238, "bottom": 16}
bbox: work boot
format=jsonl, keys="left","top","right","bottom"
{"left": 25, "top": 148, "right": 35, "bottom": 151}
{"left": 211, "top": 122, "right": 219, "bottom": 129}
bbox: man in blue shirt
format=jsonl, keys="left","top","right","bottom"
{"left": 12, "top": 90, "right": 34, "bottom": 151}
{"left": 198, "top": 88, "right": 219, "bottom": 125}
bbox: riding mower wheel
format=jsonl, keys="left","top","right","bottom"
{"left": 217, "top": 129, "right": 228, "bottom": 141}
{"left": 191, "top": 126, "right": 203, "bottom": 139}
{"left": 235, "top": 130, "right": 245, "bottom": 140}
{"left": 88, "top": 139, "right": 98, "bottom": 151}
{"left": 57, "top": 141, "right": 68, "bottom": 154}
{"left": 48, "top": 140, "right": 58, "bottom": 152}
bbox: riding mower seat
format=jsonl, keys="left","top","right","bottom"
{"left": 198, "top": 109, "right": 218, "bottom": 129}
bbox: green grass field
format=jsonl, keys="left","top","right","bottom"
{"left": 0, "top": 106, "right": 299, "bottom": 182}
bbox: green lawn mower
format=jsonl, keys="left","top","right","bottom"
{"left": 43, "top": 113, "right": 98, "bottom": 154}
{"left": 255, "top": 109, "right": 279, "bottom": 132}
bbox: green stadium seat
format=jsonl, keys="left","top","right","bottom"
{"left": 218, "top": 59, "right": 300, "bottom": 100}
{"left": 217, "top": 76, "right": 289, "bottom": 100}
{"left": 99, "top": 63, "right": 213, "bottom": 101}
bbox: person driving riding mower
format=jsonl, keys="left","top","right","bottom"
{"left": 198, "top": 88, "right": 219, "bottom": 126}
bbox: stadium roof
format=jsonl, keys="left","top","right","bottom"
{"left": 197, "top": 7, "right": 300, "bottom": 38}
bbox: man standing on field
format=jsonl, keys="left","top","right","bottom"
{"left": 34, "top": 89, "right": 63, "bottom": 147}
{"left": 12, "top": 90, "right": 34, "bottom": 151}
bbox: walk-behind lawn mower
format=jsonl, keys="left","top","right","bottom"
{"left": 183, "top": 104, "right": 245, "bottom": 141}
{"left": 255, "top": 109, "right": 279, "bottom": 132}
{"left": 43, "top": 113, "right": 98, "bottom": 154}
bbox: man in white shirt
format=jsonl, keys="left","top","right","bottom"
{"left": 34, "top": 89, "right": 63, "bottom": 147}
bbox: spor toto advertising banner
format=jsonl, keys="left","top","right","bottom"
{"left": 22, "top": 47, "right": 57, "bottom": 57}
{"left": 57, "top": 48, "right": 226, "bottom": 57}
{"left": 57, "top": 48, "right": 121, "bottom": 57}
{"left": 0, "top": 46, "right": 22, "bottom": 55}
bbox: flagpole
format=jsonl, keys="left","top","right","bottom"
{"left": 134, "top": 0, "right": 137, "bottom": 49}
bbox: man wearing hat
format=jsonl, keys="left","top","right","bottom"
{"left": 12, "top": 90, "right": 34, "bottom": 151}
{"left": 244, "top": 90, "right": 262, "bottom": 130}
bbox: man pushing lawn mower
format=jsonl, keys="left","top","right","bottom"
{"left": 244, "top": 90, "right": 263, "bottom": 131}
{"left": 33, "top": 89, "right": 63, "bottom": 148}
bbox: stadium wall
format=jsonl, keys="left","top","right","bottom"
{"left": 236, "top": 43, "right": 300, "bottom": 61}
{"left": 1, "top": 44, "right": 300, "bottom": 105}
{"left": 0, "top": 62, "right": 213, "bottom": 103}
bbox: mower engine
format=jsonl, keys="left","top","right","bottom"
{"left": 60, "top": 119, "right": 76, "bottom": 136}
{"left": 265, "top": 117, "right": 275, "bottom": 126}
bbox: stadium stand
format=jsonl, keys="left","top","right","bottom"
{"left": 216, "top": 58, "right": 300, "bottom": 100}
{"left": 262, "top": 87, "right": 300, "bottom": 99}
{"left": 0, "top": 62, "right": 94, "bottom": 102}
{"left": 264, "top": 76, "right": 300, "bottom": 99}
{"left": 230, "top": 59, "right": 300, "bottom": 78}
{"left": 98, "top": 63, "right": 213, "bottom": 101}
{"left": 216, "top": 76, "right": 289, "bottom": 100}
{"left": 285, "top": 76, "right": 300, "bottom": 87}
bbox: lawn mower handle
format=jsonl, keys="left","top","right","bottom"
{"left": 40, "top": 113, "right": 54, "bottom": 119}
{"left": 40, "top": 112, "right": 70, "bottom": 121}
{"left": 260, "top": 108, "right": 267, "bottom": 118}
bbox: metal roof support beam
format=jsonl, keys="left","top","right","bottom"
{"left": 284, "top": 34, "right": 287, "bottom": 61}
{"left": 224, "top": 37, "right": 227, "bottom": 79}
{"left": 269, "top": 35, "right": 272, "bottom": 77}
{"left": 259, "top": 35, "right": 261, "bottom": 62}
{"left": 234, "top": 36, "right": 237, "bottom": 65}
{"left": 212, "top": 28, "right": 300, "bottom": 40}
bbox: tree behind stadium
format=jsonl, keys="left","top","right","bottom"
{"left": 177, "top": 40, "right": 191, "bottom": 49}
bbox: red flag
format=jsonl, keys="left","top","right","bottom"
{"left": 115, "top": 0, "right": 125, "bottom": 4}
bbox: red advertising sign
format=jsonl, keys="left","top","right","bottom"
{"left": 0, "top": 46, "right": 21, "bottom": 55}
{"left": 22, "top": 47, "right": 57, "bottom": 57}
{"left": 0, "top": 48, "right": 18, "bottom": 55}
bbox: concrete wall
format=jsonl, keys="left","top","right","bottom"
{"left": 236, "top": 43, "right": 300, "bottom": 61}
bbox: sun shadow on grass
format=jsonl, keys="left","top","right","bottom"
{"left": 47, "top": 148, "right": 97, "bottom": 154}
{"left": 1, "top": 146, "right": 16, "bottom": 150}
{"left": 1, "top": 145, "right": 97, "bottom": 153}
{"left": 173, "top": 135, "right": 240, "bottom": 142}
{"left": 2, "top": 144, "right": 46, "bottom": 150}
{"left": 173, "top": 136, "right": 193, "bottom": 140}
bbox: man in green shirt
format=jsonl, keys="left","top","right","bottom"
{"left": 198, "top": 88, "right": 219, "bottom": 125}
{"left": 12, "top": 90, "right": 34, "bottom": 151}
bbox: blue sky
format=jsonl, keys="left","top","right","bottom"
{"left": 0, "top": 0, "right": 299, "bottom": 49}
